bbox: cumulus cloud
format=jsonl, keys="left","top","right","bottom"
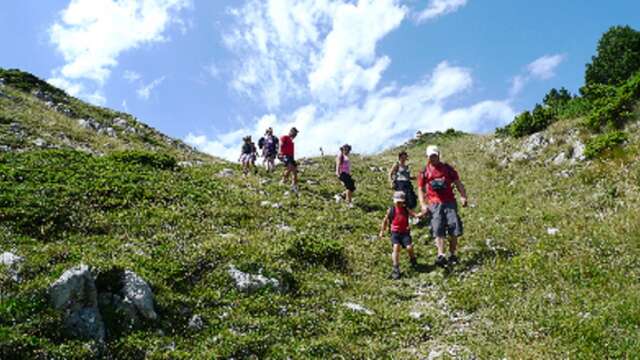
{"left": 48, "top": 0, "right": 190, "bottom": 104}
{"left": 187, "top": 0, "right": 515, "bottom": 160}
{"left": 509, "top": 53, "right": 566, "bottom": 97}
{"left": 416, "top": 0, "right": 467, "bottom": 22}
{"left": 137, "top": 76, "right": 166, "bottom": 100}
{"left": 186, "top": 62, "right": 514, "bottom": 160}
{"left": 224, "top": 0, "right": 406, "bottom": 109}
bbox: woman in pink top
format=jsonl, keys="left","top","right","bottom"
{"left": 335, "top": 144, "right": 355, "bottom": 207}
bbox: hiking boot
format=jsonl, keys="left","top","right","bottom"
{"left": 291, "top": 184, "right": 299, "bottom": 193}
{"left": 410, "top": 257, "right": 418, "bottom": 269}
{"left": 448, "top": 254, "right": 459, "bottom": 265}
{"left": 435, "top": 255, "right": 447, "bottom": 268}
{"left": 391, "top": 266, "right": 401, "bottom": 280}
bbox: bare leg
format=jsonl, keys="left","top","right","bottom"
{"left": 391, "top": 244, "right": 401, "bottom": 267}
{"left": 346, "top": 190, "right": 352, "bottom": 204}
{"left": 449, "top": 236, "right": 458, "bottom": 255}
{"left": 435, "top": 237, "right": 446, "bottom": 257}
{"left": 407, "top": 244, "right": 416, "bottom": 260}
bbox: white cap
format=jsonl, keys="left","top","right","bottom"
{"left": 392, "top": 191, "right": 405, "bottom": 203}
{"left": 426, "top": 145, "right": 440, "bottom": 157}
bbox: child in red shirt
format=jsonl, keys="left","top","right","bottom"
{"left": 379, "top": 191, "right": 422, "bottom": 279}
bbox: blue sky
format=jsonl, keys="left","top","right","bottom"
{"left": 1, "top": 0, "right": 639, "bottom": 159}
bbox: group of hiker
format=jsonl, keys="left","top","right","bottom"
{"left": 239, "top": 127, "right": 468, "bottom": 279}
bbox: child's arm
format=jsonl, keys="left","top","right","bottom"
{"left": 379, "top": 210, "right": 390, "bottom": 238}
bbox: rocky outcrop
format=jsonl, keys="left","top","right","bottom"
{"left": 49, "top": 264, "right": 106, "bottom": 341}
{"left": 228, "top": 265, "right": 281, "bottom": 293}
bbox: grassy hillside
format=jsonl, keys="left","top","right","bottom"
{"left": 0, "top": 68, "right": 212, "bottom": 162}
{"left": 1, "top": 106, "right": 639, "bottom": 358}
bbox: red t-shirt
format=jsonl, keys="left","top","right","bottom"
{"left": 280, "top": 135, "right": 294, "bottom": 157}
{"left": 417, "top": 163, "right": 459, "bottom": 204}
{"left": 390, "top": 206, "right": 409, "bottom": 234}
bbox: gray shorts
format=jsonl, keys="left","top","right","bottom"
{"left": 429, "top": 202, "right": 463, "bottom": 238}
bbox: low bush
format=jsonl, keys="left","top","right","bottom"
{"left": 584, "top": 130, "right": 628, "bottom": 159}
{"left": 287, "top": 233, "right": 346, "bottom": 269}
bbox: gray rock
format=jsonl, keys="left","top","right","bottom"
{"left": 33, "top": 138, "right": 46, "bottom": 147}
{"left": 122, "top": 270, "right": 157, "bottom": 320}
{"left": 498, "top": 158, "right": 510, "bottom": 168}
{"left": 0, "top": 145, "right": 10, "bottom": 152}
{"left": 523, "top": 132, "right": 548, "bottom": 153}
{"left": 0, "top": 78, "right": 4, "bottom": 86}
{"left": 188, "top": 314, "right": 204, "bottom": 331}
{"left": 178, "top": 161, "right": 193, "bottom": 168}
{"left": 511, "top": 151, "right": 530, "bottom": 161}
{"left": 571, "top": 139, "right": 586, "bottom": 161}
{"left": 113, "top": 117, "right": 128, "bottom": 128}
{"left": 1, "top": 251, "right": 24, "bottom": 282}
{"left": 217, "top": 168, "right": 234, "bottom": 177}
{"left": 227, "top": 265, "right": 280, "bottom": 293}
{"left": 49, "top": 264, "right": 105, "bottom": 341}
{"left": 78, "top": 118, "right": 101, "bottom": 131}
{"left": 98, "top": 127, "right": 117, "bottom": 137}
{"left": 552, "top": 152, "right": 568, "bottom": 165}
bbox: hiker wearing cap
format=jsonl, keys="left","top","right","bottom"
{"left": 279, "top": 127, "right": 299, "bottom": 192}
{"left": 379, "top": 191, "right": 421, "bottom": 279}
{"left": 239, "top": 135, "right": 256, "bottom": 176}
{"left": 258, "top": 127, "right": 279, "bottom": 172}
{"left": 336, "top": 144, "right": 356, "bottom": 207}
{"left": 418, "top": 145, "right": 468, "bottom": 267}
{"left": 388, "top": 150, "right": 417, "bottom": 209}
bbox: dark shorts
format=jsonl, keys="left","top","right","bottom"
{"left": 339, "top": 172, "right": 356, "bottom": 192}
{"left": 429, "top": 202, "right": 463, "bottom": 238}
{"left": 281, "top": 155, "right": 297, "bottom": 167}
{"left": 391, "top": 232, "right": 412, "bottom": 248}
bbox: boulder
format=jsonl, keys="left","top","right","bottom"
{"left": 113, "top": 117, "right": 128, "bottom": 128}
{"left": 122, "top": 270, "right": 157, "bottom": 320}
{"left": 1, "top": 251, "right": 24, "bottom": 282}
{"left": 523, "top": 132, "right": 548, "bottom": 153}
{"left": 98, "top": 127, "right": 117, "bottom": 137}
{"left": 49, "top": 264, "right": 105, "bottom": 341}
{"left": 552, "top": 152, "right": 568, "bottom": 165}
{"left": 227, "top": 265, "right": 280, "bottom": 293}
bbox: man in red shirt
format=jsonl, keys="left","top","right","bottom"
{"left": 418, "top": 145, "right": 468, "bottom": 267}
{"left": 279, "top": 127, "right": 299, "bottom": 192}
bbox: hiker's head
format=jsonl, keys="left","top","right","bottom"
{"left": 289, "top": 127, "right": 299, "bottom": 138}
{"left": 341, "top": 144, "right": 352, "bottom": 154}
{"left": 426, "top": 145, "right": 440, "bottom": 164}
{"left": 266, "top": 127, "right": 273, "bottom": 135}
{"left": 243, "top": 136, "right": 251, "bottom": 143}
{"left": 398, "top": 151, "right": 408, "bottom": 162}
{"left": 393, "top": 191, "right": 406, "bottom": 206}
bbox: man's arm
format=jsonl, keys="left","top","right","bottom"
{"left": 454, "top": 179, "right": 468, "bottom": 207}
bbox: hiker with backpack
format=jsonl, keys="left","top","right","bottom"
{"left": 279, "top": 127, "right": 299, "bottom": 192}
{"left": 388, "top": 150, "right": 417, "bottom": 209}
{"left": 258, "top": 127, "right": 279, "bottom": 172}
{"left": 379, "top": 191, "right": 421, "bottom": 279}
{"left": 418, "top": 145, "right": 468, "bottom": 267}
{"left": 239, "top": 135, "right": 256, "bottom": 176}
{"left": 336, "top": 144, "right": 355, "bottom": 207}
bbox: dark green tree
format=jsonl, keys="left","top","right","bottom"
{"left": 585, "top": 25, "right": 640, "bottom": 86}
{"left": 543, "top": 87, "right": 572, "bottom": 110}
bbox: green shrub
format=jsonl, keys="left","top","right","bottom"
{"left": 584, "top": 131, "right": 628, "bottom": 159}
{"left": 287, "top": 233, "right": 346, "bottom": 269}
{"left": 0, "top": 68, "right": 68, "bottom": 104}
{"left": 108, "top": 150, "right": 177, "bottom": 170}
{"left": 506, "top": 104, "right": 555, "bottom": 137}
{"left": 584, "top": 72, "right": 640, "bottom": 130}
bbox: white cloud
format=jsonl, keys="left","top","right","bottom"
{"left": 509, "top": 53, "right": 566, "bottom": 97}
{"left": 123, "top": 70, "right": 142, "bottom": 83}
{"left": 137, "top": 76, "right": 166, "bottom": 100}
{"left": 527, "top": 54, "right": 567, "bottom": 80}
{"left": 186, "top": 62, "right": 514, "bottom": 160}
{"left": 416, "top": 0, "right": 467, "bottom": 22}
{"left": 48, "top": 0, "right": 190, "bottom": 104}
{"left": 224, "top": 0, "right": 407, "bottom": 109}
